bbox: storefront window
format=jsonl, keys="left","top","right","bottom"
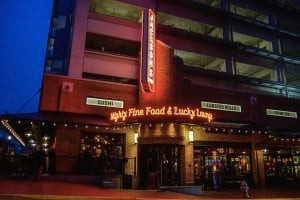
{"left": 293, "top": 150, "right": 300, "bottom": 178}
{"left": 79, "top": 132, "right": 126, "bottom": 175}
{"left": 263, "top": 149, "right": 299, "bottom": 184}
{"left": 194, "top": 146, "right": 251, "bottom": 190}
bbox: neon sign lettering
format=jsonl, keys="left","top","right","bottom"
{"left": 147, "top": 10, "right": 155, "bottom": 86}
{"left": 110, "top": 106, "right": 213, "bottom": 123}
{"left": 141, "top": 9, "right": 155, "bottom": 92}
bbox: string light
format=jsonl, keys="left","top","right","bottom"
{"left": 2, "top": 119, "right": 299, "bottom": 149}
{"left": 1, "top": 120, "right": 25, "bottom": 146}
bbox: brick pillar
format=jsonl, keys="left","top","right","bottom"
{"left": 55, "top": 125, "right": 81, "bottom": 173}
{"left": 182, "top": 144, "right": 194, "bottom": 185}
{"left": 139, "top": 40, "right": 184, "bottom": 106}
{"left": 251, "top": 133, "right": 266, "bottom": 187}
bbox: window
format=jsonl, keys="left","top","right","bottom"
{"left": 192, "top": 0, "right": 221, "bottom": 8}
{"left": 47, "top": 38, "right": 55, "bottom": 58}
{"left": 158, "top": 12, "right": 223, "bottom": 39}
{"left": 263, "top": 149, "right": 296, "bottom": 181}
{"left": 89, "top": 0, "right": 142, "bottom": 22}
{"left": 233, "top": 32, "right": 273, "bottom": 52}
{"left": 281, "top": 38, "right": 300, "bottom": 59}
{"left": 194, "top": 146, "right": 252, "bottom": 186}
{"left": 285, "top": 64, "right": 300, "bottom": 87}
{"left": 236, "top": 62, "right": 277, "bottom": 82}
{"left": 85, "top": 33, "right": 140, "bottom": 58}
{"left": 80, "top": 132, "right": 126, "bottom": 175}
{"left": 230, "top": 4, "right": 269, "bottom": 23}
{"left": 277, "top": 0, "right": 300, "bottom": 13}
{"left": 175, "top": 49, "right": 225, "bottom": 72}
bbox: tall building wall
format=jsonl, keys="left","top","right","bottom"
{"left": 36, "top": 0, "right": 300, "bottom": 188}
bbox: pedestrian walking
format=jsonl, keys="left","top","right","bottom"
{"left": 240, "top": 180, "right": 250, "bottom": 198}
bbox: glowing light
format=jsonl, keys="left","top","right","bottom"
{"left": 188, "top": 130, "right": 194, "bottom": 143}
{"left": 134, "top": 132, "right": 138, "bottom": 144}
{"left": 110, "top": 106, "right": 213, "bottom": 123}
{"left": 141, "top": 9, "right": 156, "bottom": 92}
{"left": 1, "top": 120, "right": 25, "bottom": 146}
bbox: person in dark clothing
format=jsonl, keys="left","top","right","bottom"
{"left": 98, "top": 151, "right": 107, "bottom": 185}
{"left": 25, "top": 149, "right": 34, "bottom": 176}
{"left": 0, "top": 146, "right": 7, "bottom": 175}
{"left": 33, "top": 147, "right": 46, "bottom": 181}
{"left": 48, "top": 147, "right": 56, "bottom": 175}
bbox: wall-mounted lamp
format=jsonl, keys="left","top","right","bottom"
{"left": 134, "top": 132, "right": 138, "bottom": 144}
{"left": 188, "top": 130, "right": 194, "bottom": 143}
{"left": 262, "top": 149, "right": 268, "bottom": 153}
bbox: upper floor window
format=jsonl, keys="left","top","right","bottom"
{"left": 192, "top": 0, "right": 221, "bottom": 8}
{"left": 277, "top": 0, "right": 300, "bottom": 13}
{"left": 158, "top": 12, "right": 223, "bottom": 39}
{"left": 89, "top": 0, "right": 142, "bottom": 22}
{"left": 85, "top": 32, "right": 140, "bottom": 58}
{"left": 285, "top": 63, "right": 300, "bottom": 87}
{"left": 233, "top": 32, "right": 273, "bottom": 52}
{"left": 235, "top": 62, "right": 277, "bottom": 82}
{"left": 175, "top": 49, "right": 225, "bottom": 72}
{"left": 230, "top": 4, "right": 269, "bottom": 24}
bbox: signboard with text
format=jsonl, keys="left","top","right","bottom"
{"left": 201, "top": 101, "right": 241, "bottom": 112}
{"left": 86, "top": 97, "right": 124, "bottom": 108}
{"left": 141, "top": 9, "right": 155, "bottom": 92}
{"left": 110, "top": 106, "right": 213, "bottom": 123}
{"left": 266, "top": 108, "right": 297, "bottom": 118}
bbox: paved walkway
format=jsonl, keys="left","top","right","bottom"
{"left": 0, "top": 178, "right": 299, "bottom": 200}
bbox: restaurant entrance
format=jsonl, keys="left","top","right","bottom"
{"left": 138, "top": 144, "right": 181, "bottom": 189}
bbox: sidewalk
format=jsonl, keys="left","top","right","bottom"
{"left": 0, "top": 178, "right": 299, "bottom": 200}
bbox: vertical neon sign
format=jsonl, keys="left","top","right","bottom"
{"left": 141, "top": 9, "right": 155, "bottom": 92}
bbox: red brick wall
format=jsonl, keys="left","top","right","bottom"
{"left": 55, "top": 126, "right": 81, "bottom": 173}
{"left": 40, "top": 74, "right": 138, "bottom": 117}
{"left": 139, "top": 40, "right": 184, "bottom": 106}
{"left": 182, "top": 81, "right": 300, "bottom": 131}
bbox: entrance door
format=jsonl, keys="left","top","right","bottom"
{"left": 138, "top": 144, "right": 181, "bottom": 189}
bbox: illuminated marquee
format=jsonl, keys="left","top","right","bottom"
{"left": 110, "top": 106, "right": 213, "bottom": 123}
{"left": 141, "top": 9, "right": 155, "bottom": 92}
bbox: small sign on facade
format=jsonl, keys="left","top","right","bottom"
{"left": 201, "top": 101, "right": 242, "bottom": 112}
{"left": 86, "top": 97, "right": 124, "bottom": 108}
{"left": 266, "top": 108, "right": 297, "bottom": 118}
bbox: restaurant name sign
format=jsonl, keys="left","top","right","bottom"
{"left": 110, "top": 106, "right": 213, "bottom": 123}
{"left": 141, "top": 9, "right": 155, "bottom": 92}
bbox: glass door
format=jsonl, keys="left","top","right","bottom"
{"left": 138, "top": 144, "right": 182, "bottom": 189}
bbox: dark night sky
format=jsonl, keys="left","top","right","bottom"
{"left": 0, "top": 0, "right": 53, "bottom": 115}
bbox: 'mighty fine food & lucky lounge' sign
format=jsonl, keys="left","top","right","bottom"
{"left": 110, "top": 106, "right": 213, "bottom": 123}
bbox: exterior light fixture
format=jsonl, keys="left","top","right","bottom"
{"left": 134, "top": 132, "right": 138, "bottom": 144}
{"left": 188, "top": 130, "right": 194, "bottom": 143}
{"left": 262, "top": 149, "right": 267, "bottom": 153}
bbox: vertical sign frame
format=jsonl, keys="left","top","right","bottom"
{"left": 141, "top": 9, "right": 155, "bottom": 92}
